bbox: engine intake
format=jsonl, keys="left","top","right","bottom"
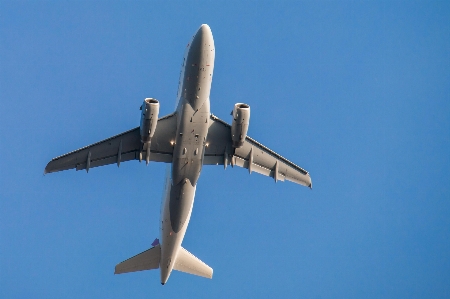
{"left": 231, "top": 103, "right": 250, "bottom": 148}
{"left": 140, "top": 98, "right": 160, "bottom": 143}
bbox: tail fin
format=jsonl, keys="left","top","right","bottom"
{"left": 115, "top": 244, "right": 161, "bottom": 274}
{"left": 173, "top": 247, "right": 213, "bottom": 279}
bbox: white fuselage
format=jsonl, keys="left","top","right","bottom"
{"left": 159, "top": 24, "right": 215, "bottom": 284}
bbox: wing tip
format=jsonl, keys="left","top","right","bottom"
{"left": 44, "top": 164, "right": 51, "bottom": 175}
{"left": 307, "top": 173, "right": 312, "bottom": 189}
{"left": 44, "top": 159, "right": 59, "bottom": 174}
{"left": 44, "top": 165, "right": 57, "bottom": 175}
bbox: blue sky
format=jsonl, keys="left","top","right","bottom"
{"left": 1, "top": 1, "right": 449, "bottom": 298}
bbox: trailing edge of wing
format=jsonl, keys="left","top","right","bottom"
{"left": 44, "top": 113, "right": 177, "bottom": 174}
{"left": 205, "top": 114, "right": 312, "bottom": 188}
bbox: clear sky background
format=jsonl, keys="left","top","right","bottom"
{"left": 1, "top": 1, "right": 449, "bottom": 298}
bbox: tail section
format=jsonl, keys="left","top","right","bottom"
{"left": 173, "top": 247, "right": 213, "bottom": 279}
{"left": 115, "top": 244, "right": 161, "bottom": 274}
{"left": 114, "top": 243, "right": 212, "bottom": 281}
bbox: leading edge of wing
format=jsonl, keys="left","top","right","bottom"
{"left": 44, "top": 112, "right": 176, "bottom": 174}
{"left": 209, "top": 114, "right": 311, "bottom": 177}
{"left": 47, "top": 127, "right": 139, "bottom": 164}
{"left": 44, "top": 127, "right": 141, "bottom": 174}
{"left": 48, "top": 112, "right": 176, "bottom": 162}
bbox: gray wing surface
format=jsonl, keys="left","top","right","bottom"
{"left": 45, "top": 113, "right": 177, "bottom": 174}
{"left": 205, "top": 114, "right": 312, "bottom": 188}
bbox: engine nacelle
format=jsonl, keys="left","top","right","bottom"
{"left": 140, "top": 98, "right": 160, "bottom": 143}
{"left": 231, "top": 103, "right": 250, "bottom": 148}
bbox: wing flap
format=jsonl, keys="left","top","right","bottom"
{"left": 74, "top": 151, "right": 138, "bottom": 171}
{"left": 233, "top": 156, "right": 275, "bottom": 178}
{"left": 234, "top": 138, "right": 310, "bottom": 186}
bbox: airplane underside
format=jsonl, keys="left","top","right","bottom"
{"left": 44, "top": 24, "right": 312, "bottom": 285}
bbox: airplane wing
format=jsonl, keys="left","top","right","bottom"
{"left": 204, "top": 114, "right": 312, "bottom": 188}
{"left": 44, "top": 113, "right": 177, "bottom": 174}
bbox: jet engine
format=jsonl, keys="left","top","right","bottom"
{"left": 231, "top": 103, "right": 250, "bottom": 148}
{"left": 140, "top": 98, "right": 160, "bottom": 143}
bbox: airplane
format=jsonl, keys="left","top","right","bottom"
{"left": 44, "top": 24, "right": 312, "bottom": 285}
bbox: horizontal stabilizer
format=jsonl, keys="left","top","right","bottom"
{"left": 174, "top": 247, "right": 213, "bottom": 279}
{"left": 115, "top": 245, "right": 160, "bottom": 274}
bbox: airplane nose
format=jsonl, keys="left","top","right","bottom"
{"left": 184, "top": 24, "right": 215, "bottom": 110}
{"left": 191, "top": 24, "right": 213, "bottom": 48}
{"left": 186, "top": 23, "right": 214, "bottom": 70}
{"left": 198, "top": 24, "right": 212, "bottom": 36}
